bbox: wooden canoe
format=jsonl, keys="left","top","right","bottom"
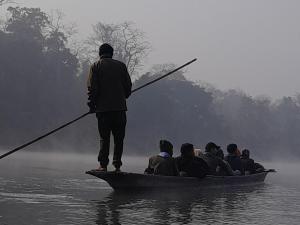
{"left": 86, "top": 170, "right": 272, "bottom": 190}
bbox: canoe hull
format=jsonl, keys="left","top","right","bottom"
{"left": 86, "top": 170, "right": 269, "bottom": 190}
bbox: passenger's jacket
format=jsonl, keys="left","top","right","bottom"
{"left": 175, "top": 156, "right": 209, "bottom": 178}
{"left": 144, "top": 155, "right": 179, "bottom": 176}
{"left": 241, "top": 157, "right": 255, "bottom": 174}
{"left": 225, "top": 154, "right": 244, "bottom": 175}
{"left": 216, "top": 160, "right": 234, "bottom": 176}
{"left": 87, "top": 57, "right": 132, "bottom": 112}
{"left": 254, "top": 162, "right": 265, "bottom": 173}
{"left": 200, "top": 152, "right": 233, "bottom": 176}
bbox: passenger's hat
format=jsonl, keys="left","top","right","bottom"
{"left": 205, "top": 142, "right": 220, "bottom": 152}
{"left": 99, "top": 43, "right": 114, "bottom": 56}
{"left": 159, "top": 140, "right": 173, "bottom": 155}
{"left": 180, "top": 143, "right": 194, "bottom": 156}
{"left": 242, "top": 149, "right": 250, "bottom": 158}
{"left": 227, "top": 143, "right": 238, "bottom": 154}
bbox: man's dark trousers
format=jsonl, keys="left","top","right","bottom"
{"left": 96, "top": 111, "right": 127, "bottom": 168}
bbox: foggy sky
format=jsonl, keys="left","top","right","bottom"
{"left": 5, "top": 0, "right": 300, "bottom": 98}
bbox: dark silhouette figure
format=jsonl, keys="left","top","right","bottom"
{"left": 200, "top": 142, "right": 233, "bottom": 176}
{"left": 241, "top": 149, "right": 265, "bottom": 174}
{"left": 87, "top": 43, "right": 132, "bottom": 171}
{"left": 225, "top": 144, "right": 244, "bottom": 175}
{"left": 176, "top": 143, "right": 209, "bottom": 178}
{"left": 241, "top": 149, "right": 256, "bottom": 174}
{"left": 144, "top": 140, "right": 179, "bottom": 176}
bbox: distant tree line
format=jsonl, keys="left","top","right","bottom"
{"left": 1, "top": 6, "right": 299, "bottom": 159}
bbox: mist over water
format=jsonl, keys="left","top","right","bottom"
{"left": 0, "top": 152, "right": 300, "bottom": 225}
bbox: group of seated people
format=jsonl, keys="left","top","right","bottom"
{"left": 144, "top": 140, "right": 265, "bottom": 178}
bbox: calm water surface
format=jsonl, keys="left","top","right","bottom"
{"left": 0, "top": 152, "right": 299, "bottom": 225}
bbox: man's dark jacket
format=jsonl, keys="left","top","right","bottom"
{"left": 145, "top": 155, "right": 179, "bottom": 176}
{"left": 175, "top": 156, "right": 209, "bottom": 178}
{"left": 225, "top": 154, "right": 244, "bottom": 175}
{"left": 87, "top": 57, "right": 132, "bottom": 112}
{"left": 200, "top": 152, "right": 233, "bottom": 176}
{"left": 241, "top": 157, "right": 255, "bottom": 174}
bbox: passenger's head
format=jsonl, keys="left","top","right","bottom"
{"left": 216, "top": 148, "right": 224, "bottom": 159}
{"left": 180, "top": 143, "right": 194, "bottom": 158}
{"left": 227, "top": 143, "right": 238, "bottom": 154}
{"left": 205, "top": 142, "right": 220, "bottom": 155}
{"left": 159, "top": 140, "right": 173, "bottom": 156}
{"left": 242, "top": 149, "right": 250, "bottom": 159}
{"left": 99, "top": 43, "right": 114, "bottom": 57}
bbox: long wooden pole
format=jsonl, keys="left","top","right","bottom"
{"left": 0, "top": 58, "right": 197, "bottom": 160}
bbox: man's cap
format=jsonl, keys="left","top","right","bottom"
{"left": 159, "top": 140, "right": 173, "bottom": 153}
{"left": 242, "top": 149, "right": 250, "bottom": 157}
{"left": 180, "top": 143, "right": 194, "bottom": 155}
{"left": 227, "top": 143, "right": 238, "bottom": 153}
{"left": 99, "top": 43, "right": 114, "bottom": 56}
{"left": 205, "top": 142, "right": 220, "bottom": 152}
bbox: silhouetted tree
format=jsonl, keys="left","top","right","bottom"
{"left": 272, "top": 96, "right": 300, "bottom": 156}
{"left": 0, "top": 7, "right": 80, "bottom": 147}
{"left": 0, "top": 0, "right": 12, "bottom": 6}
{"left": 87, "top": 21, "right": 151, "bottom": 76}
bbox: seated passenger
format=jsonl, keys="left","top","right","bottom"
{"left": 241, "top": 149, "right": 255, "bottom": 174}
{"left": 200, "top": 142, "right": 233, "bottom": 176}
{"left": 254, "top": 162, "right": 265, "bottom": 173}
{"left": 144, "top": 140, "right": 179, "bottom": 176}
{"left": 176, "top": 143, "right": 209, "bottom": 178}
{"left": 225, "top": 144, "right": 244, "bottom": 175}
{"left": 215, "top": 148, "right": 234, "bottom": 176}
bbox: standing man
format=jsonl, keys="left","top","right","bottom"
{"left": 87, "top": 43, "right": 132, "bottom": 172}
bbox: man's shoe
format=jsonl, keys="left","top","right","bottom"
{"left": 96, "top": 166, "right": 107, "bottom": 172}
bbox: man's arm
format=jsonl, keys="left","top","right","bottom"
{"left": 249, "top": 159, "right": 256, "bottom": 173}
{"left": 219, "top": 158, "right": 234, "bottom": 176}
{"left": 122, "top": 64, "right": 132, "bottom": 98}
{"left": 144, "top": 158, "right": 154, "bottom": 174}
{"left": 238, "top": 159, "right": 245, "bottom": 175}
{"left": 173, "top": 159, "right": 180, "bottom": 176}
{"left": 87, "top": 65, "right": 98, "bottom": 112}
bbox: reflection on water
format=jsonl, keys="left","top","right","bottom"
{"left": 94, "top": 183, "right": 300, "bottom": 225}
{"left": 94, "top": 185, "right": 266, "bottom": 225}
{"left": 0, "top": 152, "right": 300, "bottom": 225}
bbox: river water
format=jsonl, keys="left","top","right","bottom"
{"left": 0, "top": 152, "right": 299, "bottom": 225}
